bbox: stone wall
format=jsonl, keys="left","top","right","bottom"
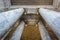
{"left": 0, "top": 0, "right": 4, "bottom": 9}
{"left": 0, "top": 0, "right": 11, "bottom": 9}
{"left": 11, "top": 0, "right": 53, "bottom": 5}
{"left": 53, "top": 0, "right": 60, "bottom": 10}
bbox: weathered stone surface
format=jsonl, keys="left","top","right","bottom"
{"left": 21, "top": 24, "right": 41, "bottom": 40}
{"left": 0, "top": 0, "right": 4, "bottom": 8}
{"left": 0, "top": 0, "right": 11, "bottom": 9}
{"left": 11, "top": 0, "right": 53, "bottom": 5}
{"left": 53, "top": 0, "right": 60, "bottom": 8}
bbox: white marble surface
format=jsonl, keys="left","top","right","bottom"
{"left": 38, "top": 22, "right": 51, "bottom": 40}
{"left": 0, "top": 8, "right": 24, "bottom": 38}
{"left": 10, "top": 22, "right": 24, "bottom": 40}
{"left": 39, "top": 8, "right": 60, "bottom": 39}
{"left": 10, "top": 5, "right": 54, "bottom": 9}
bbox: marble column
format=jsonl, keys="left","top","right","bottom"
{"left": 38, "top": 22, "right": 52, "bottom": 40}
{"left": 0, "top": 8, "right": 24, "bottom": 39}
{"left": 39, "top": 8, "right": 60, "bottom": 40}
{"left": 9, "top": 22, "right": 24, "bottom": 40}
